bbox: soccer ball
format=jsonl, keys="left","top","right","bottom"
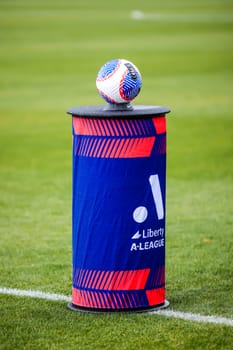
{"left": 96, "top": 58, "right": 142, "bottom": 104}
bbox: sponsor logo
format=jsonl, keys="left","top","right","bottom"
{"left": 130, "top": 227, "right": 164, "bottom": 252}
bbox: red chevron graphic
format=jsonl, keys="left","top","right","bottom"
{"left": 73, "top": 117, "right": 155, "bottom": 137}
{"left": 74, "top": 136, "right": 155, "bottom": 158}
{"left": 73, "top": 268, "right": 150, "bottom": 291}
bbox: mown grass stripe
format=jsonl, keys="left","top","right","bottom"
{"left": 1, "top": 286, "right": 232, "bottom": 327}
{"left": 130, "top": 10, "right": 233, "bottom": 23}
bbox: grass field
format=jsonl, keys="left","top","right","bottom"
{"left": 0, "top": 0, "right": 233, "bottom": 349}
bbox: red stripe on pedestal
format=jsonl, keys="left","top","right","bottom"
{"left": 152, "top": 116, "right": 166, "bottom": 134}
{"left": 146, "top": 287, "right": 165, "bottom": 306}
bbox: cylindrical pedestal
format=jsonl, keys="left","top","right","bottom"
{"left": 67, "top": 105, "right": 170, "bottom": 312}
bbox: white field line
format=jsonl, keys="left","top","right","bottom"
{"left": 153, "top": 310, "right": 233, "bottom": 327}
{"left": 1, "top": 286, "right": 233, "bottom": 327}
{"left": 130, "top": 10, "right": 233, "bottom": 23}
{"left": 0, "top": 287, "right": 70, "bottom": 302}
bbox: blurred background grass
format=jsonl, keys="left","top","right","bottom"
{"left": 0, "top": 1, "right": 233, "bottom": 349}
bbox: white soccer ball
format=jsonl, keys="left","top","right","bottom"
{"left": 96, "top": 58, "right": 142, "bottom": 104}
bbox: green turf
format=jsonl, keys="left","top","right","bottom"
{"left": 1, "top": 296, "right": 232, "bottom": 350}
{"left": 0, "top": 0, "right": 233, "bottom": 349}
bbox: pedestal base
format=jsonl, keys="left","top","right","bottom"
{"left": 67, "top": 300, "right": 169, "bottom": 314}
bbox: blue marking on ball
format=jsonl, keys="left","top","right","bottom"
{"left": 120, "top": 70, "right": 142, "bottom": 100}
{"left": 97, "top": 59, "right": 120, "bottom": 81}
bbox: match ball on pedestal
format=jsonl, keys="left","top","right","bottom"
{"left": 96, "top": 59, "right": 142, "bottom": 104}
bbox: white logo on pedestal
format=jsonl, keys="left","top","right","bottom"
{"left": 133, "top": 174, "right": 164, "bottom": 223}
{"left": 131, "top": 174, "right": 165, "bottom": 252}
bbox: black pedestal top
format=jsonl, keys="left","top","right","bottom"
{"left": 67, "top": 104, "right": 170, "bottom": 119}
